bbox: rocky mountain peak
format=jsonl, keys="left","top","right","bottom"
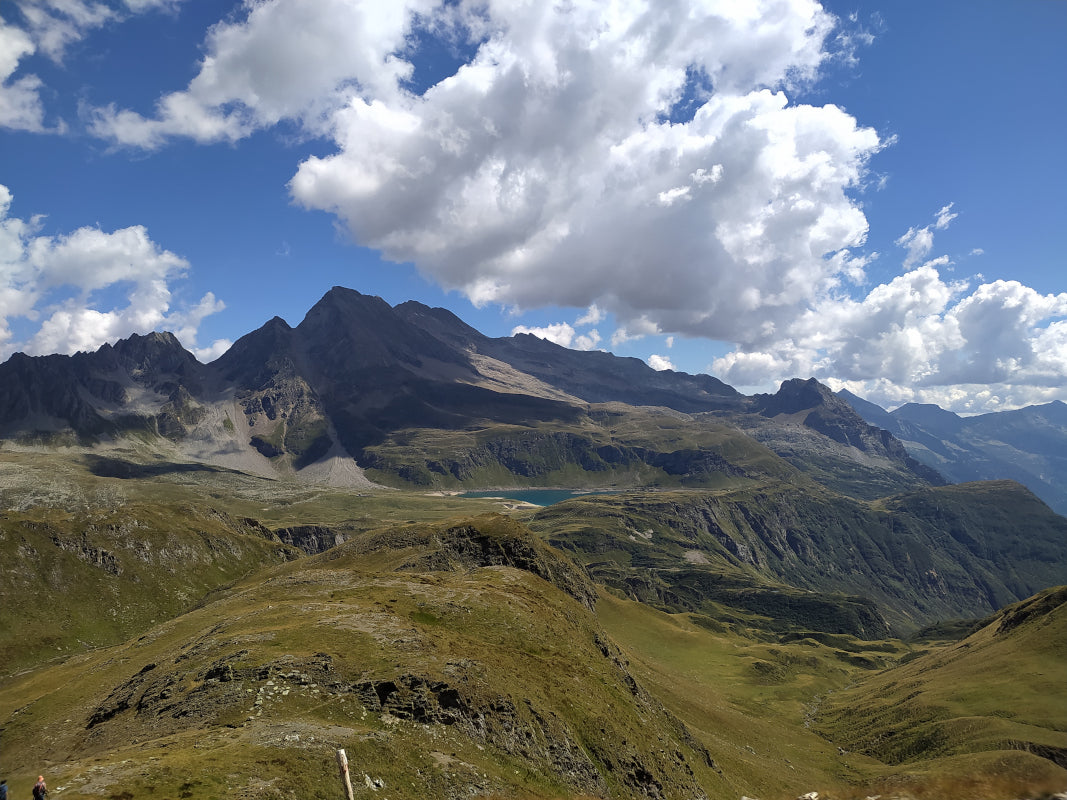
{"left": 394, "top": 300, "right": 487, "bottom": 349}
{"left": 296, "top": 286, "right": 470, "bottom": 373}
{"left": 106, "top": 331, "right": 201, "bottom": 382}
{"left": 757, "top": 377, "right": 840, "bottom": 416}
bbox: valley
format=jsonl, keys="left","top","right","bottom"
{"left": 1, "top": 288, "right": 1065, "bottom": 800}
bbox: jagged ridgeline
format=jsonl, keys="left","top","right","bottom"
{"left": 1, "top": 286, "right": 1066, "bottom": 799}
{"left": 0, "top": 287, "right": 933, "bottom": 500}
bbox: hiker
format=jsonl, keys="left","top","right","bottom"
{"left": 32, "top": 777, "right": 46, "bottom": 800}
{"left": 1, "top": 778, "right": 8, "bottom": 800}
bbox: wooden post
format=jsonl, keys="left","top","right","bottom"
{"left": 336, "top": 748, "right": 355, "bottom": 800}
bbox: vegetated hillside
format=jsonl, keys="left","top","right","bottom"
{"left": 1, "top": 446, "right": 1064, "bottom": 799}
{"left": 814, "top": 585, "right": 1067, "bottom": 795}
{"left": 0, "top": 448, "right": 529, "bottom": 674}
{"left": 0, "top": 454, "right": 305, "bottom": 673}
{"left": 0, "top": 515, "right": 726, "bottom": 800}
{"left": 3, "top": 503, "right": 1062, "bottom": 800}
{"left": 360, "top": 403, "right": 806, "bottom": 491}
{"left": 527, "top": 480, "right": 1067, "bottom": 632}
{"left": 840, "top": 390, "right": 1067, "bottom": 515}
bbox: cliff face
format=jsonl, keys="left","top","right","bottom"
{"left": 0, "top": 332, "right": 208, "bottom": 441}
{"left": 530, "top": 480, "right": 1067, "bottom": 632}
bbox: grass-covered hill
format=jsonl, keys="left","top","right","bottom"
{"left": 0, "top": 443, "right": 1065, "bottom": 799}
{"left": 0, "top": 448, "right": 515, "bottom": 672}
{"left": 0, "top": 514, "right": 726, "bottom": 800}
{"left": 360, "top": 403, "right": 806, "bottom": 492}
{"left": 0, "top": 451, "right": 304, "bottom": 673}
{"left": 814, "top": 585, "right": 1067, "bottom": 797}
{"left": 3, "top": 506, "right": 1063, "bottom": 800}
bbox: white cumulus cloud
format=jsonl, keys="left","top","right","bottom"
{"left": 648, "top": 354, "right": 675, "bottom": 371}
{"left": 0, "top": 183, "right": 226, "bottom": 359}
{"left": 896, "top": 202, "right": 956, "bottom": 269}
{"left": 1, "top": 0, "right": 187, "bottom": 132}
{"left": 510, "top": 321, "right": 600, "bottom": 351}
{"left": 0, "top": 16, "right": 47, "bottom": 131}
{"left": 713, "top": 255, "right": 1067, "bottom": 410}
{"left": 88, "top": 0, "right": 884, "bottom": 351}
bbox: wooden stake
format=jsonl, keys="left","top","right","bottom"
{"left": 336, "top": 748, "right": 355, "bottom": 800}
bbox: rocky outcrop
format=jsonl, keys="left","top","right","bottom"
{"left": 273, "top": 524, "right": 348, "bottom": 554}
{"left": 755, "top": 378, "right": 939, "bottom": 469}
{"left": 533, "top": 482, "right": 1067, "bottom": 632}
{"left": 354, "top": 514, "right": 599, "bottom": 611}
{"left": 0, "top": 332, "right": 208, "bottom": 442}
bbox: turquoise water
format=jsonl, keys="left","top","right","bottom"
{"left": 460, "top": 489, "right": 617, "bottom": 506}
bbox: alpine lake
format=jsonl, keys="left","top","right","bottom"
{"left": 460, "top": 488, "right": 619, "bottom": 506}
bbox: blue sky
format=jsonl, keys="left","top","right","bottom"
{"left": 1, "top": 0, "right": 1064, "bottom": 413}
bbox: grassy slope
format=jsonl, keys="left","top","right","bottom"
{"left": 0, "top": 499, "right": 299, "bottom": 673}
{"left": 2, "top": 450, "right": 1065, "bottom": 800}
{"left": 0, "top": 449, "right": 506, "bottom": 673}
{"left": 361, "top": 405, "right": 810, "bottom": 491}
{"left": 0, "top": 515, "right": 722, "bottom": 800}
{"left": 593, "top": 592, "right": 902, "bottom": 800}
{"left": 813, "top": 586, "right": 1067, "bottom": 796}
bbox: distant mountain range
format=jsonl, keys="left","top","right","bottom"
{"left": 1, "top": 283, "right": 1062, "bottom": 519}
{"left": 839, "top": 389, "right": 1067, "bottom": 515}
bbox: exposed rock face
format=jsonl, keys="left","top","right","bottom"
{"left": 355, "top": 514, "right": 599, "bottom": 611}
{"left": 754, "top": 378, "right": 939, "bottom": 468}
{"left": 395, "top": 299, "right": 742, "bottom": 411}
{"left": 0, "top": 332, "right": 207, "bottom": 442}
{"left": 272, "top": 524, "right": 348, "bottom": 555}
{"left": 737, "top": 378, "right": 945, "bottom": 498}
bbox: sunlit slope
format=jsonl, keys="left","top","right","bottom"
{"left": 0, "top": 515, "right": 722, "bottom": 800}
{"left": 0, "top": 448, "right": 511, "bottom": 673}
{"left": 814, "top": 586, "right": 1067, "bottom": 792}
{"left": 593, "top": 592, "right": 908, "bottom": 800}
{"left": 0, "top": 492, "right": 298, "bottom": 674}
{"left": 361, "top": 403, "right": 807, "bottom": 491}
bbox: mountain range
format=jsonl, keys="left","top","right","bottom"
{"left": 1, "top": 286, "right": 1066, "bottom": 799}
{"left": 0, "top": 286, "right": 929, "bottom": 495}
{"left": 839, "top": 389, "right": 1067, "bottom": 515}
